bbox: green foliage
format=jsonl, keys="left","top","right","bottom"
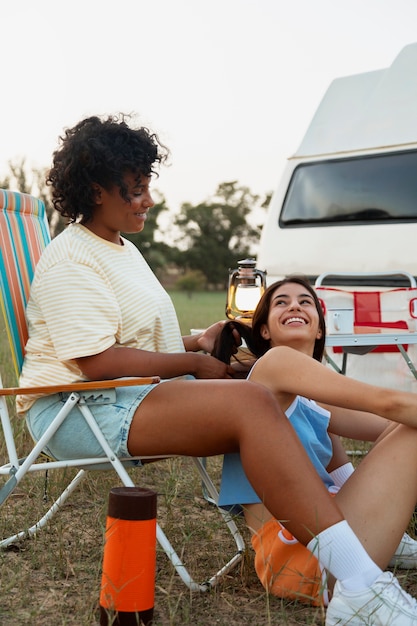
{"left": 174, "top": 181, "right": 263, "bottom": 287}
{"left": 175, "top": 270, "right": 206, "bottom": 296}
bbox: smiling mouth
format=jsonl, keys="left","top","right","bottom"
{"left": 284, "top": 317, "right": 307, "bottom": 325}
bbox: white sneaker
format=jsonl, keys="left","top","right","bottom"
{"left": 389, "top": 533, "right": 417, "bottom": 569}
{"left": 325, "top": 571, "right": 417, "bottom": 625}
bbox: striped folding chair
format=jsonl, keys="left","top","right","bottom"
{"left": 0, "top": 189, "right": 244, "bottom": 591}
{"left": 0, "top": 189, "right": 50, "bottom": 377}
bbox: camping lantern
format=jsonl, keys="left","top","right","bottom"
{"left": 226, "top": 259, "right": 267, "bottom": 322}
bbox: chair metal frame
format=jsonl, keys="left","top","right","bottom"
{"left": 0, "top": 189, "right": 244, "bottom": 592}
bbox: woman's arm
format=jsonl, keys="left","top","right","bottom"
{"left": 324, "top": 404, "right": 390, "bottom": 441}
{"left": 76, "top": 344, "right": 234, "bottom": 381}
{"left": 250, "top": 345, "right": 417, "bottom": 428}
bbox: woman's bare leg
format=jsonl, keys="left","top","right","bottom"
{"left": 335, "top": 423, "right": 417, "bottom": 568}
{"left": 242, "top": 435, "right": 351, "bottom": 536}
{"left": 127, "top": 378, "right": 343, "bottom": 544}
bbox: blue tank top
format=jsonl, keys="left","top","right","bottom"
{"left": 218, "top": 395, "right": 334, "bottom": 507}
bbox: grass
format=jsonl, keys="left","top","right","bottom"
{"left": 168, "top": 290, "right": 226, "bottom": 335}
{"left": 1, "top": 293, "right": 417, "bottom": 625}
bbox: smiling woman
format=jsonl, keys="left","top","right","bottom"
{"left": 213, "top": 275, "right": 417, "bottom": 616}
{"left": 257, "top": 282, "right": 323, "bottom": 360}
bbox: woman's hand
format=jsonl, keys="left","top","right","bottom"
{"left": 196, "top": 321, "right": 241, "bottom": 354}
{"left": 192, "top": 353, "right": 236, "bottom": 379}
{"left": 230, "top": 358, "right": 256, "bottom": 379}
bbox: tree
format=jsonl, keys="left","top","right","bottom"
{"left": 175, "top": 269, "right": 206, "bottom": 297}
{"left": 0, "top": 159, "right": 66, "bottom": 238}
{"left": 174, "top": 181, "right": 262, "bottom": 287}
{"left": 0, "top": 172, "right": 11, "bottom": 190}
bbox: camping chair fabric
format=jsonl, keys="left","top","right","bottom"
{"left": 316, "top": 285, "right": 417, "bottom": 353}
{"left": 0, "top": 189, "right": 50, "bottom": 377}
{"left": 315, "top": 272, "right": 417, "bottom": 391}
{"left": 0, "top": 189, "right": 244, "bottom": 591}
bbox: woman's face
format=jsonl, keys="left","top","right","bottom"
{"left": 260, "top": 282, "right": 322, "bottom": 355}
{"left": 88, "top": 173, "right": 155, "bottom": 244}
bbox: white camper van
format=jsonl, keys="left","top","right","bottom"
{"left": 257, "top": 43, "right": 417, "bottom": 390}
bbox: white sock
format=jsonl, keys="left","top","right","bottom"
{"left": 330, "top": 462, "right": 354, "bottom": 489}
{"left": 307, "top": 520, "right": 382, "bottom": 591}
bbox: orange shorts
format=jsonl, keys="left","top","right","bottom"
{"left": 251, "top": 518, "right": 329, "bottom": 607}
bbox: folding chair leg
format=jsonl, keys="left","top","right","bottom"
{"left": 0, "top": 394, "right": 80, "bottom": 507}
{"left": 76, "top": 400, "right": 246, "bottom": 590}
{"left": 154, "top": 474, "right": 244, "bottom": 591}
{"left": 0, "top": 469, "right": 86, "bottom": 549}
{"left": 192, "top": 457, "right": 245, "bottom": 586}
{"left": 1, "top": 394, "right": 245, "bottom": 592}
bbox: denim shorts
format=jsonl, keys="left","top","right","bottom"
{"left": 25, "top": 383, "right": 158, "bottom": 461}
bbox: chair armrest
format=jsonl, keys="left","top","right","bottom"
{"left": 0, "top": 376, "right": 160, "bottom": 397}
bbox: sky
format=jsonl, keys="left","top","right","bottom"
{"left": 2, "top": 0, "right": 417, "bottom": 218}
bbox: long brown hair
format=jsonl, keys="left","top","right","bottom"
{"left": 212, "top": 275, "right": 326, "bottom": 364}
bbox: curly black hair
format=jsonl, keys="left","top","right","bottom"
{"left": 46, "top": 113, "right": 169, "bottom": 223}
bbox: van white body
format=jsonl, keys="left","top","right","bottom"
{"left": 257, "top": 43, "right": 417, "bottom": 390}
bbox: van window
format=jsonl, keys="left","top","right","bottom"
{"left": 280, "top": 149, "right": 417, "bottom": 227}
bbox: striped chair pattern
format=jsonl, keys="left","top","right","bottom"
{"left": 0, "top": 189, "right": 50, "bottom": 378}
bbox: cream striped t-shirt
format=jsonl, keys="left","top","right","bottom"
{"left": 17, "top": 223, "right": 184, "bottom": 415}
